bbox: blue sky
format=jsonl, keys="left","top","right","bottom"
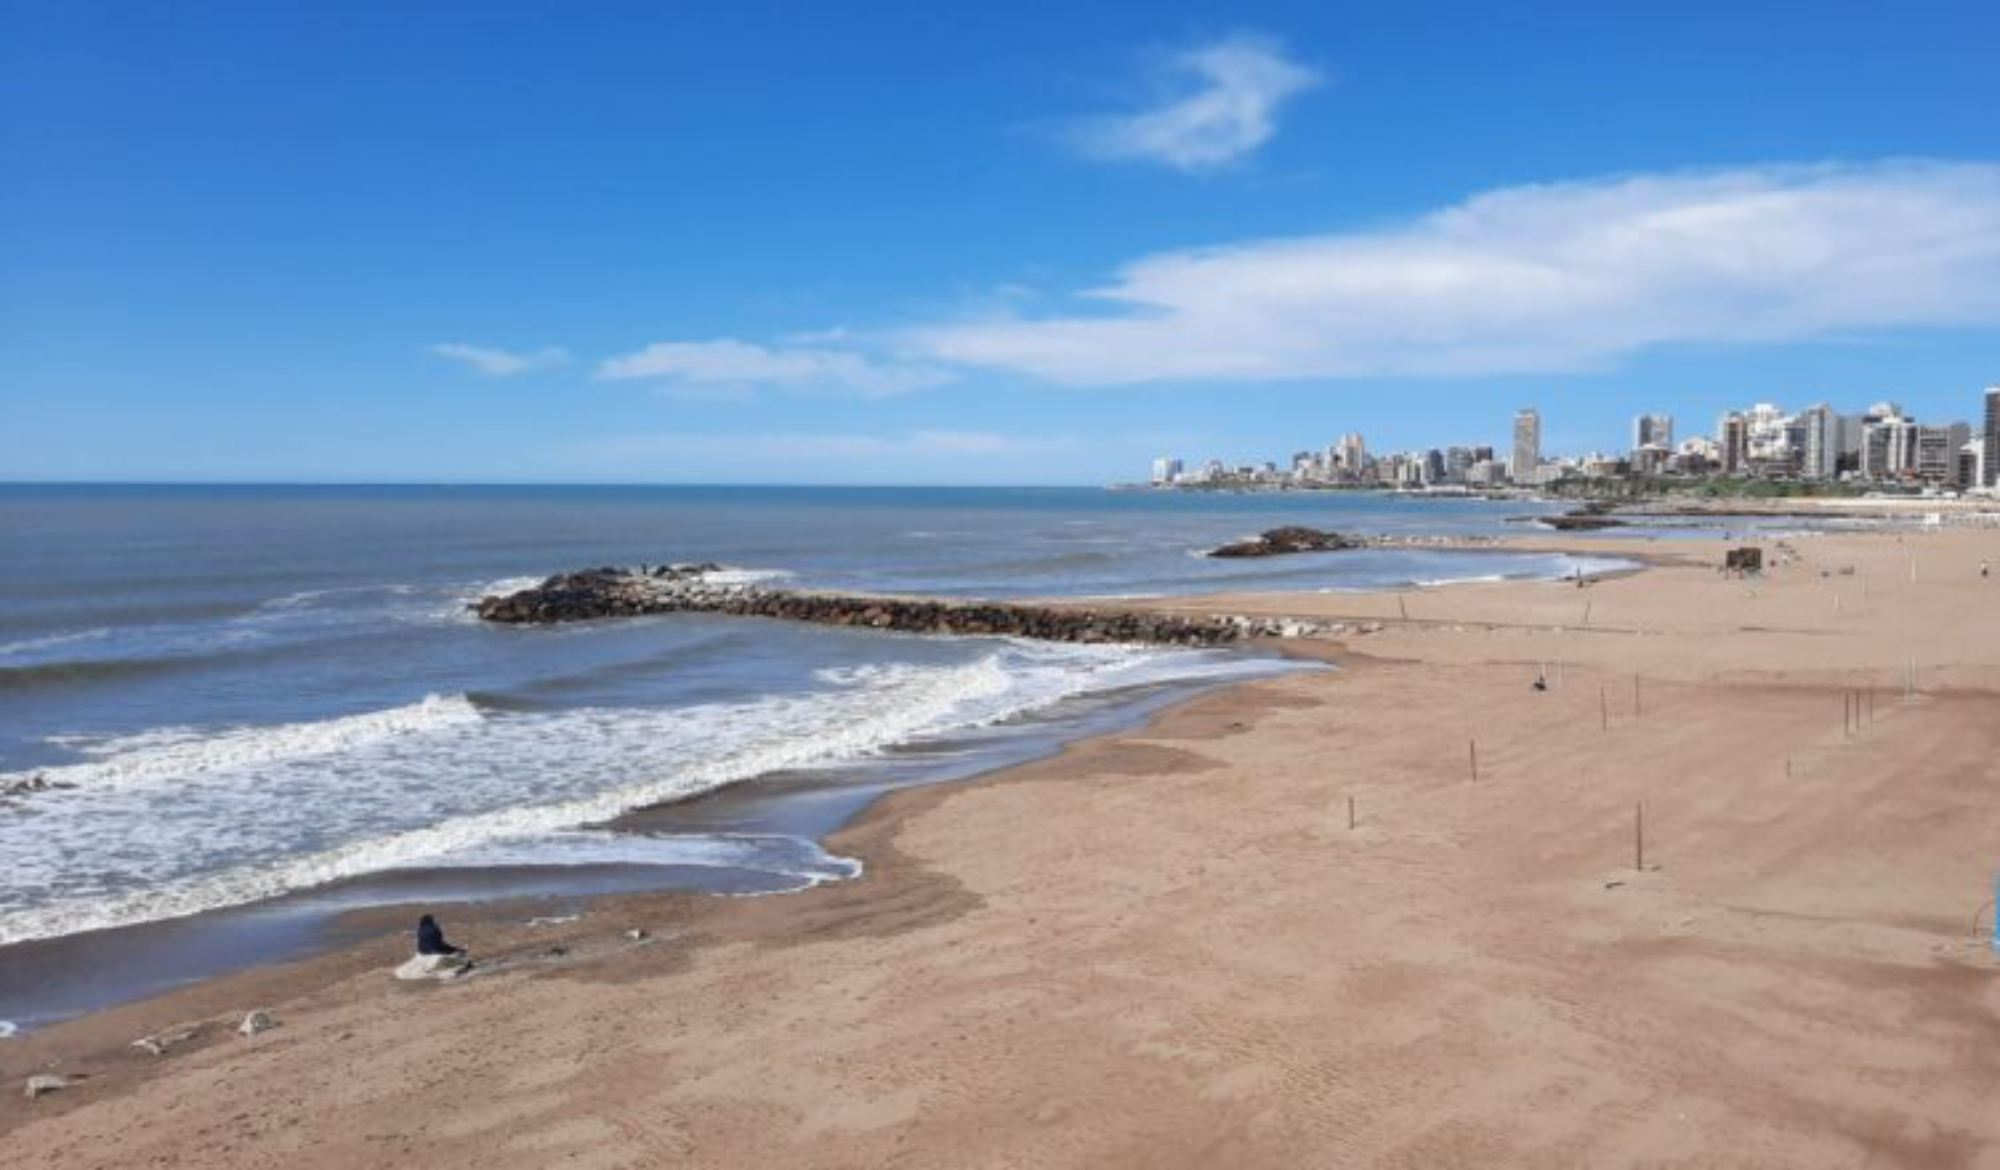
{"left": 4, "top": 1, "right": 1997, "bottom": 484}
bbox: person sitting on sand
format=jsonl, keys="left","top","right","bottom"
{"left": 416, "top": 913, "right": 465, "bottom": 957}
{"left": 1533, "top": 675, "right": 1548, "bottom": 692}
{"left": 396, "top": 913, "right": 473, "bottom": 980}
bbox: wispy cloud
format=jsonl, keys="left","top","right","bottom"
{"left": 428, "top": 342, "right": 570, "bottom": 377}
{"left": 596, "top": 338, "right": 950, "bottom": 397}
{"left": 1067, "top": 34, "right": 1320, "bottom": 171}
{"left": 911, "top": 161, "right": 2000, "bottom": 384}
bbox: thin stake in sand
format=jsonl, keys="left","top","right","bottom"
{"left": 1347, "top": 795, "right": 1357, "bottom": 831}
{"left": 1468, "top": 739, "right": 1479, "bottom": 782}
{"left": 1634, "top": 801, "right": 1646, "bottom": 872}
{"left": 1600, "top": 686, "right": 1609, "bottom": 731}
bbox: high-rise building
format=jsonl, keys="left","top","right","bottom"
{"left": 1150, "top": 456, "right": 1182, "bottom": 485}
{"left": 1984, "top": 386, "right": 2000, "bottom": 487}
{"left": 1962, "top": 439, "right": 1988, "bottom": 493}
{"left": 1799, "top": 404, "right": 1840, "bottom": 480}
{"left": 1631, "top": 413, "right": 1673, "bottom": 453}
{"left": 1717, "top": 412, "right": 1748, "bottom": 474}
{"left": 1510, "top": 409, "right": 1540, "bottom": 482}
{"left": 1337, "top": 432, "right": 1368, "bottom": 473}
{"left": 1915, "top": 424, "right": 1969, "bottom": 485}
{"left": 1861, "top": 409, "right": 1919, "bottom": 481}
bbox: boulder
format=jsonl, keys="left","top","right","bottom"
{"left": 24, "top": 1074, "right": 65, "bottom": 1099}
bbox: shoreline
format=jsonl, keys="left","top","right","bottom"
{"left": 0, "top": 541, "right": 1618, "bottom": 1030}
{"left": 8, "top": 524, "right": 2000, "bottom": 1165}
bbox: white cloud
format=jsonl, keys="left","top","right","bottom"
{"left": 597, "top": 338, "right": 950, "bottom": 397}
{"left": 1068, "top": 34, "right": 1320, "bottom": 171}
{"left": 428, "top": 342, "right": 570, "bottom": 377}
{"left": 911, "top": 161, "right": 2000, "bottom": 384}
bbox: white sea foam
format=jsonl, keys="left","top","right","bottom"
{"left": 0, "top": 642, "right": 1280, "bottom": 946}
{"left": 422, "top": 830, "right": 861, "bottom": 889}
{"left": 702, "top": 567, "right": 794, "bottom": 586}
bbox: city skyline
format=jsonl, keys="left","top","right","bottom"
{"left": 1147, "top": 383, "right": 1999, "bottom": 491}
{"left": 5, "top": 3, "right": 2000, "bottom": 484}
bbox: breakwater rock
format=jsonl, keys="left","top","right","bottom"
{"left": 1205, "top": 528, "right": 1502, "bottom": 558}
{"left": 475, "top": 566, "right": 1325, "bottom": 646}
{"left": 1209, "top": 527, "right": 1363, "bottom": 558}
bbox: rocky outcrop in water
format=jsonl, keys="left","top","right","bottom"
{"left": 1537, "top": 514, "right": 1627, "bottom": 531}
{"left": 475, "top": 567, "right": 1323, "bottom": 646}
{"left": 1208, "top": 527, "right": 1363, "bottom": 558}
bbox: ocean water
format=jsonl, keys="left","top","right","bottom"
{"left": 0, "top": 485, "right": 1628, "bottom": 1024}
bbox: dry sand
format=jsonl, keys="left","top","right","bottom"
{"left": 5, "top": 526, "right": 2000, "bottom": 1168}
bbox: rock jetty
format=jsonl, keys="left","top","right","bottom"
{"left": 475, "top": 566, "right": 1320, "bottom": 646}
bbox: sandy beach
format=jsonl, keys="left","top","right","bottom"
{"left": 5, "top": 524, "right": 2000, "bottom": 1167}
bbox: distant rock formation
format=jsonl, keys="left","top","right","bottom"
{"left": 474, "top": 567, "right": 1325, "bottom": 646}
{"left": 1207, "top": 527, "right": 1363, "bottom": 558}
{"left": 1537, "top": 514, "right": 1627, "bottom": 531}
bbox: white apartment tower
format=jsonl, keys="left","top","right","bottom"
{"left": 1510, "top": 409, "right": 1540, "bottom": 482}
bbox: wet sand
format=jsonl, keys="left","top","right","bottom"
{"left": 5, "top": 526, "right": 2000, "bottom": 1167}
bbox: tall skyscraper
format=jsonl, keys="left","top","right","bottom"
{"left": 1799, "top": 404, "right": 1839, "bottom": 480}
{"left": 1510, "top": 409, "right": 1540, "bottom": 482}
{"left": 1717, "top": 412, "right": 1748, "bottom": 474}
{"left": 1984, "top": 386, "right": 2000, "bottom": 487}
{"left": 1631, "top": 413, "right": 1673, "bottom": 452}
{"left": 1337, "top": 432, "right": 1368, "bottom": 473}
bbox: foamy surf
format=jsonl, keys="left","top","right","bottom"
{"left": 0, "top": 641, "right": 1278, "bottom": 946}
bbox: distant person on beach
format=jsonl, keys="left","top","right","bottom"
{"left": 1983, "top": 560, "right": 1990, "bottom": 579}
{"left": 1532, "top": 675, "right": 1548, "bottom": 692}
{"left": 416, "top": 913, "right": 465, "bottom": 957}
{"left": 397, "top": 914, "right": 472, "bottom": 980}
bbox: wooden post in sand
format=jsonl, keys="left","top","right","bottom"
{"left": 1785, "top": 756, "right": 1792, "bottom": 778}
{"left": 1468, "top": 739, "right": 1479, "bottom": 782}
{"left": 1583, "top": 600, "right": 1593, "bottom": 627}
{"left": 1347, "top": 795, "right": 1357, "bottom": 831}
{"left": 1634, "top": 802, "right": 1646, "bottom": 872}
{"left": 1600, "top": 686, "right": 1609, "bottom": 731}
{"left": 1843, "top": 692, "right": 1852, "bottom": 736}
{"left": 1398, "top": 595, "right": 1408, "bottom": 621}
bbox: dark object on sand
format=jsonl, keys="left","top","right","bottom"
{"left": 1208, "top": 527, "right": 1361, "bottom": 558}
{"left": 417, "top": 914, "right": 465, "bottom": 957}
{"left": 1723, "top": 547, "right": 1763, "bottom": 575}
{"left": 1539, "top": 513, "right": 1626, "bottom": 531}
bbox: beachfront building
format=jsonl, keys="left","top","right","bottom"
{"left": 1337, "top": 432, "right": 1368, "bottom": 475}
{"left": 1859, "top": 405, "right": 1920, "bottom": 482}
{"left": 1984, "top": 386, "right": 2000, "bottom": 487}
{"left": 1631, "top": 413, "right": 1673, "bottom": 453}
{"left": 1915, "top": 424, "right": 1970, "bottom": 486}
{"left": 1150, "top": 456, "right": 1183, "bottom": 486}
{"left": 1962, "top": 439, "right": 1988, "bottom": 493}
{"left": 1798, "top": 404, "right": 1841, "bottom": 480}
{"left": 1717, "top": 413, "right": 1748, "bottom": 474}
{"left": 1510, "top": 409, "right": 1540, "bottom": 483}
